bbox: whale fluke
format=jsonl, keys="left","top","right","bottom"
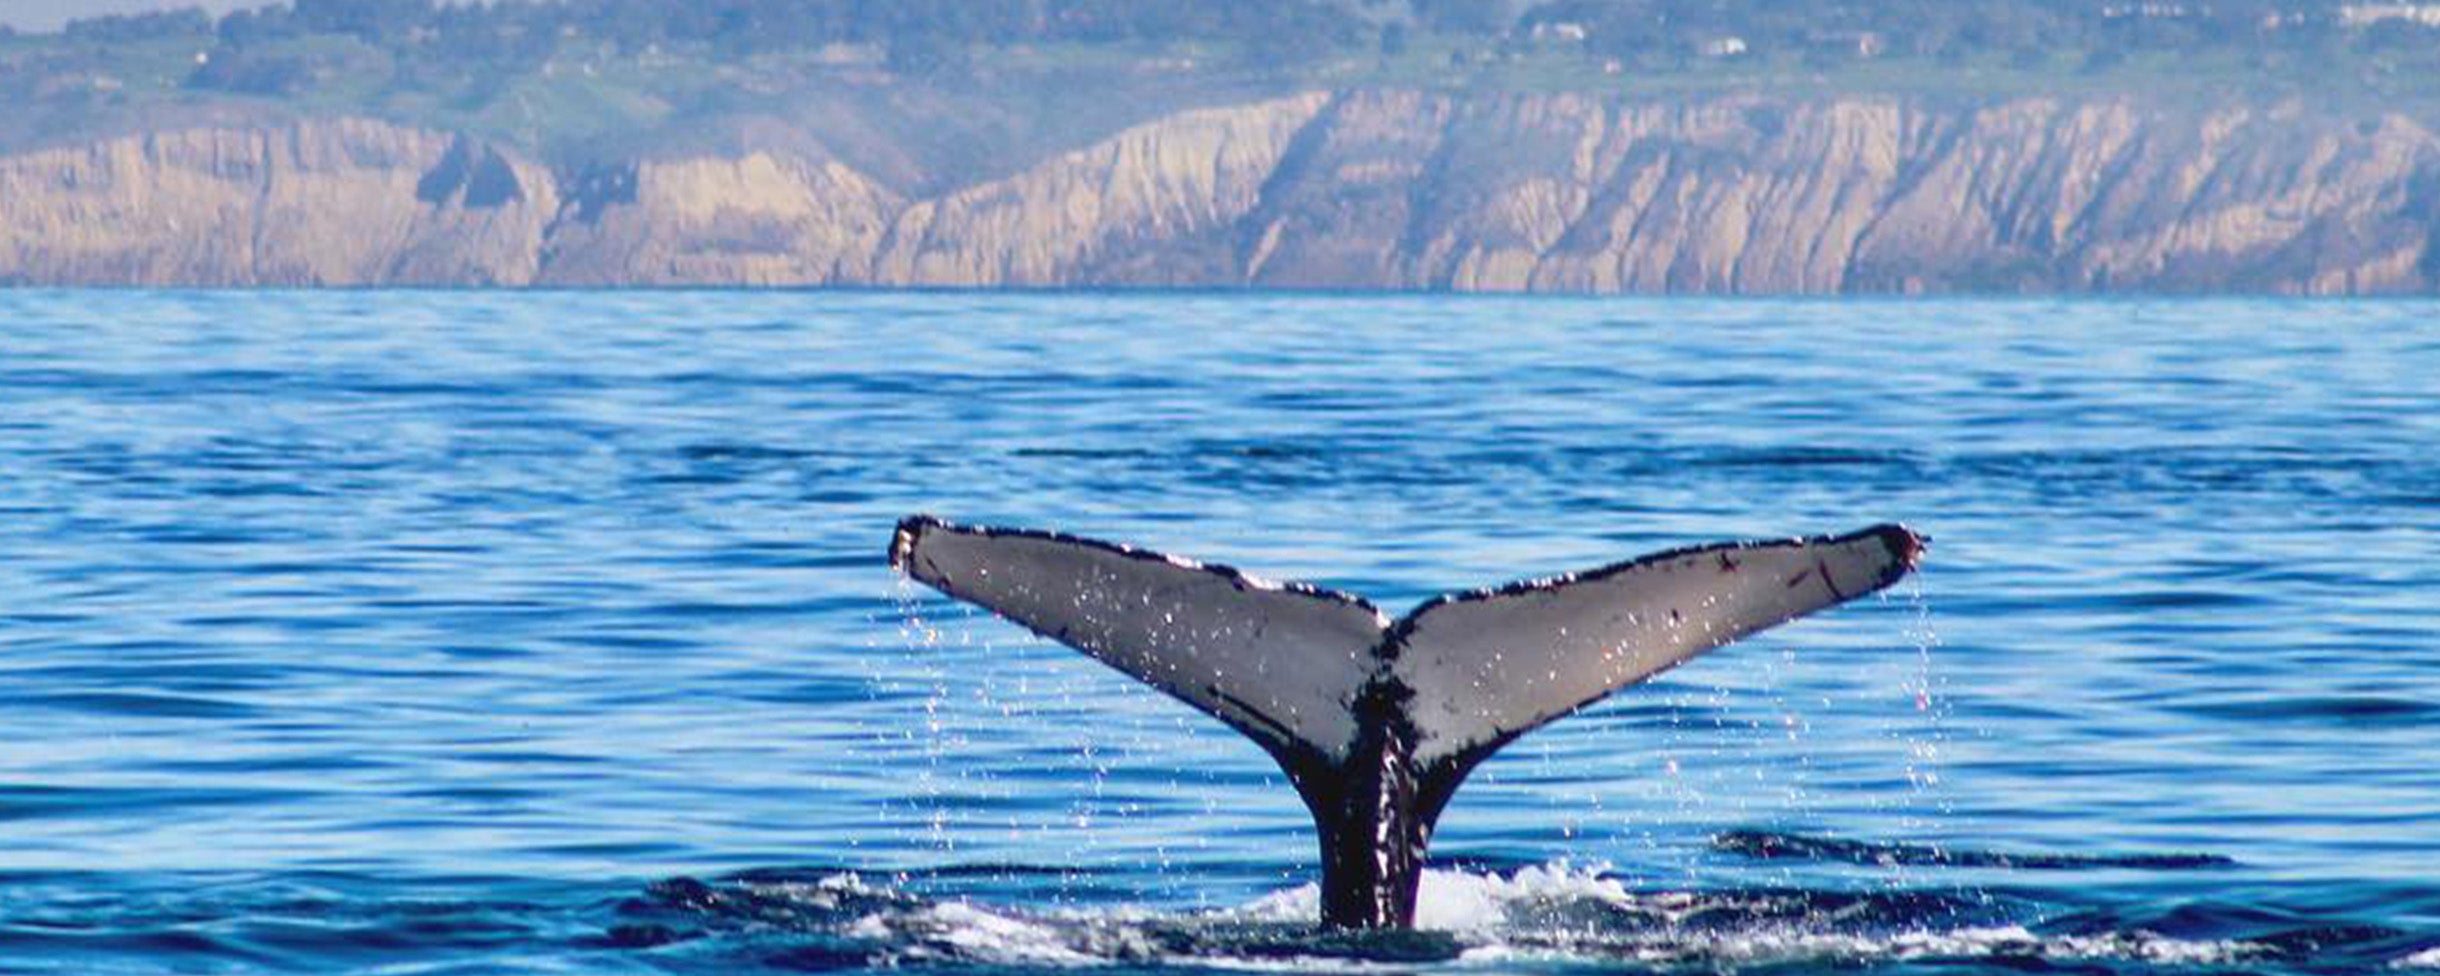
{"left": 889, "top": 515, "right": 1924, "bottom": 928}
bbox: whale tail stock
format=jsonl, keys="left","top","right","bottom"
{"left": 888, "top": 515, "right": 1926, "bottom": 929}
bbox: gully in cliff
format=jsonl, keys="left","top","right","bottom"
{"left": 888, "top": 515, "right": 1926, "bottom": 929}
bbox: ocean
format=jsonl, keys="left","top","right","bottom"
{"left": 0, "top": 290, "right": 2433, "bottom": 973}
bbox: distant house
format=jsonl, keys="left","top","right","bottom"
{"left": 1698, "top": 35, "right": 1748, "bottom": 58}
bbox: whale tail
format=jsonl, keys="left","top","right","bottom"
{"left": 889, "top": 515, "right": 1924, "bottom": 927}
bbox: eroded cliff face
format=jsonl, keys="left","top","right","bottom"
{"left": 1237, "top": 92, "right": 2437, "bottom": 294}
{"left": 538, "top": 152, "right": 902, "bottom": 286}
{"left": 3, "top": 92, "right": 2434, "bottom": 293}
{"left": 873, "top": 92, "right": 1333, "bottom": 287}
{"left": 0, "top": 118, "right": 556, "bottom": 286}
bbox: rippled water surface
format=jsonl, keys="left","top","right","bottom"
{"left": 1, "top": 291, "right": 2435, "bottom": 974}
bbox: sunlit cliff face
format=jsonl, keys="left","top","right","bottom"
{"left": 1, "top": 92, "right": 2432, "bottom": 293}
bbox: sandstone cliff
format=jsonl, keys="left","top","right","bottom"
{"left": 2, "top": 92, "right": 2434, "bottom": 293}
{"left": 537, "top": 152, "right": 903, "bottom": 287}
{"left": 0, "top": 119, "right": 556, "bottom": 286}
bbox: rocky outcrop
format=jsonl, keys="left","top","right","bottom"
{"left": 2, "top": 92, "right": 2435, "bottom": 293}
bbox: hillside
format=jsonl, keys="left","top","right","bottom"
{"left": 4, "top": 0, "right": 2439, "bottom": 291}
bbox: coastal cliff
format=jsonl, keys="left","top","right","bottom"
{"left": 0, "top": 119, "right": 557, "bottom": 286}
{"left": 3, "top": 92, "right": 2434, "bottom": 293}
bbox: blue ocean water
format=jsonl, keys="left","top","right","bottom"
{"left": 0, "top": 290, "right": 2434, "bottom": 974}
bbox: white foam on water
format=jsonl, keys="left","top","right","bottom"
{"left": 2045, "top": 930, "right": 2263, "bottom": 965}
{"left": 1176, "top": 956, "right": 1428, "bottom": 974}
{"left": 2395, "top": 946, "right": 2440, "bottom": 969}
{"left": 1460, "top": 921, "right": 2263, "bottom": 969}
{"left": 741, "top": 863, "right": 2278, "bottom": 970}
{"left": 846, "top": 898, "right": 1100, "bottom": 966}
{"left": 1199, "top": 862, "right": 2274, "bottom": 970}
{"left": 929, "top": 901, "right": 1102, "bottom": 966}
{"left": 1228, "top": 881, "right": 1320, "bottom": 923}
{"left": 1414, "top": 861, "right": 1633, "bottom": 931}
{"left": 1219, "top": 861, "right": 1630, "bottom": 932}
{"left": 750, "top": 871, "right": 890, "bottom": 912}
{"left": 1855, "top": 926, "right": 2260, "bottom": 966}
